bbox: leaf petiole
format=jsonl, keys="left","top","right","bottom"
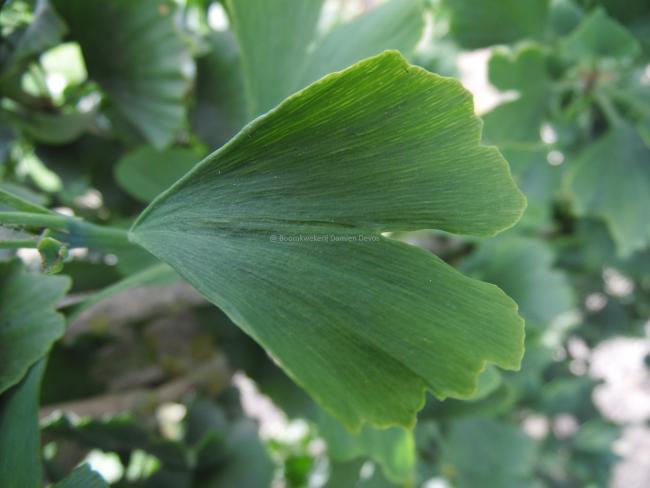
{"left": 0, "top": 211, "right": 132, "bottom": 250}
{"left": 0, "top": 239, "right": 39, "bottom": 249}
{"left": 0, "top": 211, "right": 68, "bottom": 228}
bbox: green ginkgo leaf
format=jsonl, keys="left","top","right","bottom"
{"left": 114, "top": 146, "right": 205, "bottom": 203}
{"left": 53, "top": 465, "right": 108, "bottom": 488}
{"left": 130, "top": 51, "right": 526, "bottom": 430}
{"left": 0, "top": 0, "right": 67, "bottom": 77}
{"left": 227, "top": 0, "right": 425, "bottom": 119}
{"left": 568, "top": 125, "right": 650, "bottom": 256}
{"left": 0, "top": 361, "right": 46, "bottom": 488}
{"left": 0, "top": 260, "right": 70, "bottom": 394}
{"left": 483, "top": 44, "right": 551, "bottom": 146}
{"left": 561, "top": 7, "right": 641, "bottom": 62}
{"left": 440, "top": 418, "right": 537, "bottom": 488}
{"left": 52, "top": 0, "right": 193, "bottom": 148}
{"left": 443, "top": 0, "right": 550, "bottom": 49}
{"left": 463, "top": 237, "right": 573, "bottom": 327}
{"left": 318, "top": 409, "right": 415, "bottom": 483}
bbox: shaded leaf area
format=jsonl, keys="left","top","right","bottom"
{"left": 68, "top": 263, "right": 179, "bottom": 320}
{"left": 0, "top": 105, "right": 94, "bottom": 146}
{"left": 227, "top": 0, "right": 425, "bottom": 118}
{"left": 0, "top": 360, "right": 46, "bottom": 488}
{"left": 542, "top": 420, "right": 620, "bottom": 487}
{"left": 568, "top": 125, "right": 650, "bottom": 256}
{"left": 34, "top": 135, "right": 132, "bottom": 214}
{"left": 0, "top": 0, "right": 66, "bottom": 77}
{"left": 0, "top": 260, "right": 70, "bottom": 394}
{"left": 439, "top": 418, "right": 538, "bottom": 488}
{"left": 132, "top": 52, "right": 525, "bottom": 430}
{"left": 501, "top": 148, "right": 561, "bottom": 229}
{"left": 114, "top": 146, "right": 206, "bottom": 203}
{"left": 44, "top": 415, "right": 194, "bottom": 471}
{"left": 201, "top": 305, "right": 424, "bottom": 485}
{"left": 318, "top": 410, "right": 415, "bottom": 483}
{"left": 421, "top": 380, "right": 517, "bottom": 421}
{"left": 52, "top": 464, "right": 107, "bottom": 488}
{"left": 52, "top": 0, "right": 193, "bottom": 148}
{"left": 561, "top": 7, "right": 641, "bottom": 61}
{"left": 476, "top": 5, "right": 650, "bottom": 263}
{"left": 43, "top": 398, "right": 273, "bottom": 488}
{"left": 586, "top": 0, "right": 650, "bottom": 24}
{"left": 463, "top": 237, "right": 574, "bottom": 327}
{"left": 443, "top": 0, "right": 550, "bottom": 48}
{"left": 191, "top": 31, "right": 248, "bottom": 149}
{"left": 548, "top": 0, "right": 585, "bottom": 37}
{"left": 483, "top": 44, "right": 552, "bottom": 146}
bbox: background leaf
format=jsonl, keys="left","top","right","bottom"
{"left": 318, "top": 410, "right": 415, "bottom": 483}
{"left": 440, "top": 418, "right": 537, "bottom": 488}
{"left": 443, "top": 0, "right": 550, "bottom": 48}
{"left": 568, "top": 125, "right": 650, "bottom": 256}
{"left": 52, "top": 464, "right": 108, "bottom": 488}
{"left": 463, "top": 237, "right": 574, "bottom": 327}
{"left": 0, "top": 360, "right": 46, "bottom": 488}
{"left": 561, "top": 8, "right": 641, "bottom": 61}
{"left": 114, "top": 146, "right": 205, "bottom": 203}
{"left": 0, "top": 260, "right": 70, "bottom": 394}
{"left": 227, "top": 0, "right": 425, "bottom": 119}
{"left": 53, "top": 0, "right": 193, "bottom": 148}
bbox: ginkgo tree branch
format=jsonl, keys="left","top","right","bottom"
{"left": 39, "top": 356, "right": 230, "bottom": 419}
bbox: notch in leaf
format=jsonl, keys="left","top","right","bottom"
{"left": 130, "top": 51, "right": 527, "bottom": 431}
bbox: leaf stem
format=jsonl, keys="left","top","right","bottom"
{"left": 0, "top": 211, "right": 132, "bottom": 250}
{"left": 60, "top": 220, "right": 132, "bottom": 249}
{"left": 0, "top": 211, "right": 68, "bottom": 228}
{"left": 0, "top": 240, "right": 38, "bottom": 249}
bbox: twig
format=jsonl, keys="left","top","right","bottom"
{"left": 39, "top": 356, "right": 230, "bottom": 419}
{"left": 64, "top": 282, "right": 206, "bottom": 343}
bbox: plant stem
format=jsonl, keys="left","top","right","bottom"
{"left": 0, "top": 211, "right": 68, "bottom": 228}
{"left": 0, "top": 211, "right": 133, "bottom": 250}
{"left": 0, "top": 240, "right": 38, "bottom": 249}
{"left": 62, "top": 220, "right": 132, "bottom": 249}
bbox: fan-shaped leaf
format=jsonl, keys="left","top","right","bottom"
{"left": 227, "top": 0, "right": 425, "bottom": 118}
{"left": 568, "top": 125, "right": 650, "bottom": 256}
{"left": 53, "top": 0, "right": 193, "bottom": 148}
{"left": 130, "top": 51, "right": 526, "bottom": 430}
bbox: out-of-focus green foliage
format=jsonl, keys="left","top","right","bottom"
{"left": 0, "top": 260, "right": 69, "bottom": 394}
{"left": 0, "top": 0, "right": 649, "bottom": 486}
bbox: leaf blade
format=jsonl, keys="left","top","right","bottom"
{"left": 131, "top": 51, "right": 525, "bottom": 430}
{"left": 0, "top": 260, "right": 70, "bottom": 394}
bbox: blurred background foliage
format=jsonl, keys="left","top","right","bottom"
{"left": 0, "top": 0, "right": 649, "bottom": 486}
